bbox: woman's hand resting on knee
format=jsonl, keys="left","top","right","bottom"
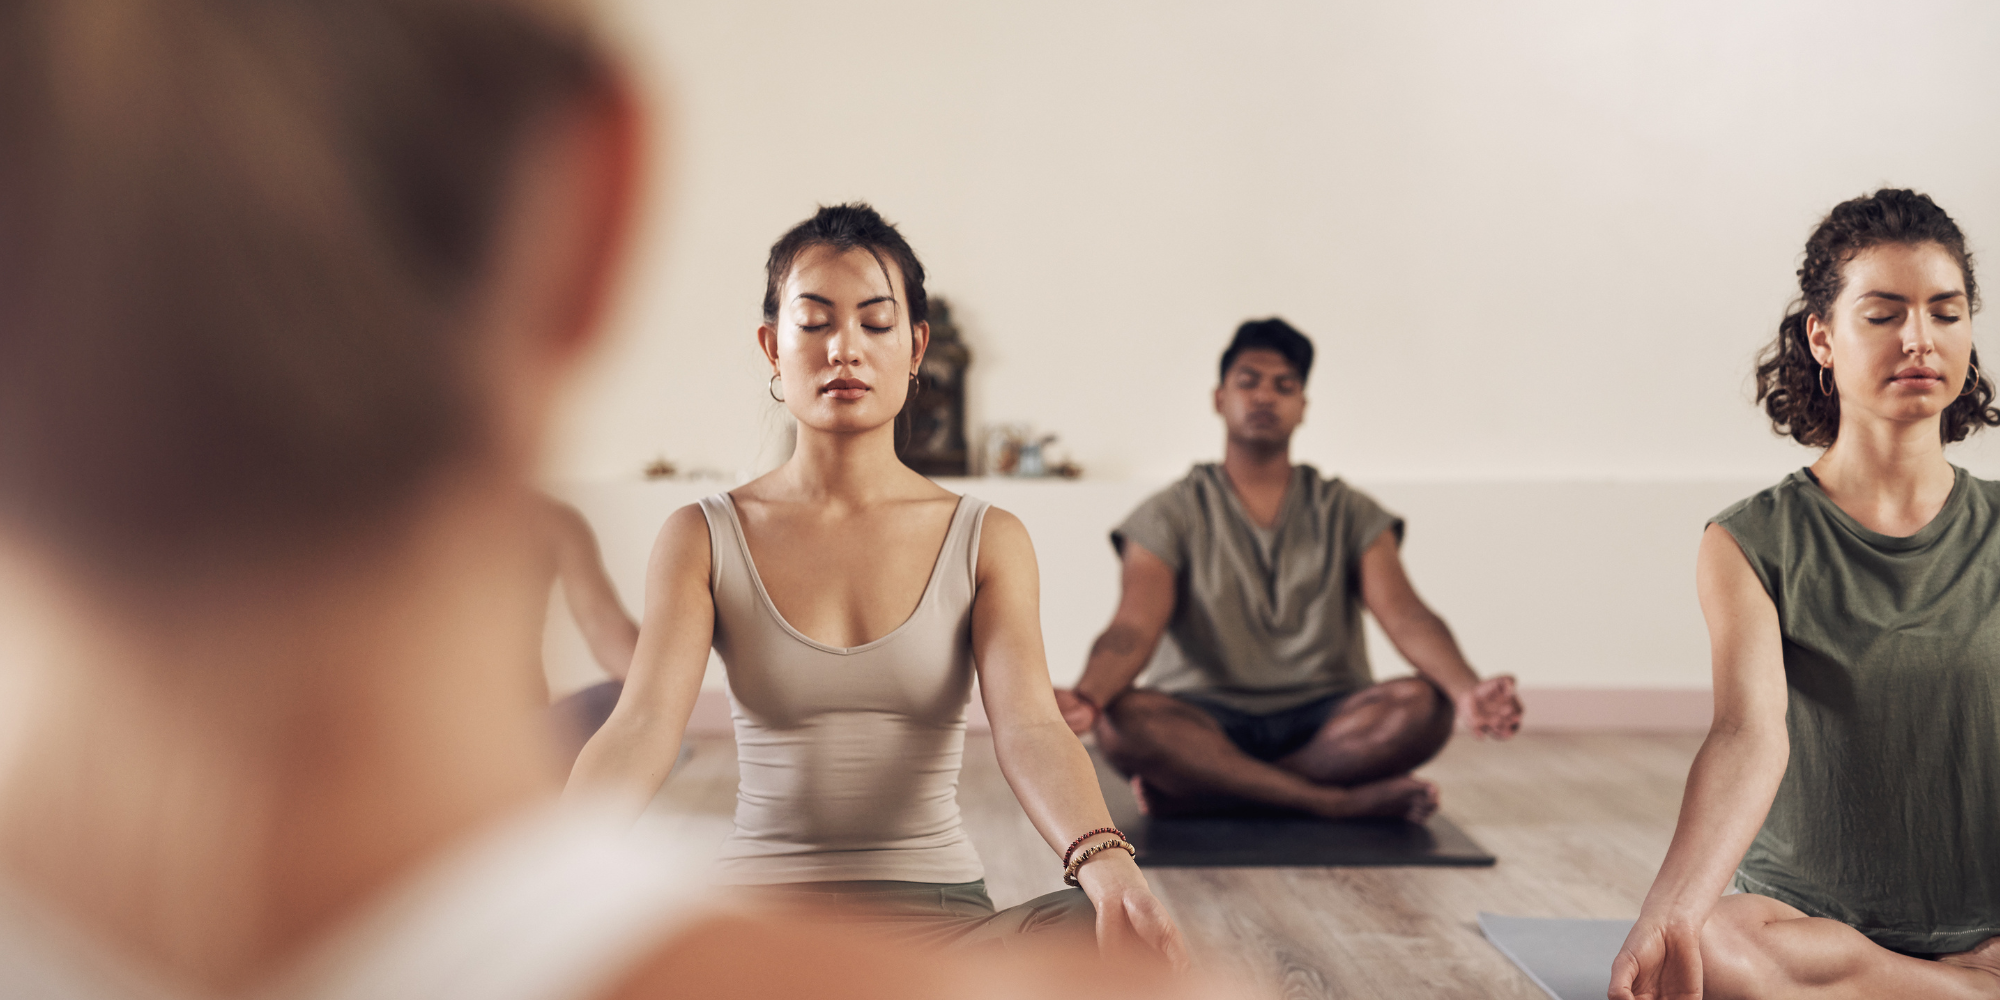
{"left": 1609, "top": 914, "right": 1704, "bottom": 1000}
{"left": 1076, "top": 852, "right": 1189, "bottom": 972}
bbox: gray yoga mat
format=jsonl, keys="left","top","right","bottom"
{"left": 1088, "top": 748, "right": 1496, "bottom": 868}
{"left": 1478, "top": 912, "right": 1634, "bottom": 1000}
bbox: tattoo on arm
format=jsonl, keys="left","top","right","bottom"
{"left": 1090, "top": 625, "right": 1141, "bottom": 660}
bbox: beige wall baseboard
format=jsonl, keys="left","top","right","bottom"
{"left": 680, "top": 686, "right": 1713, "bottom": 737}
{"left": 1518, "top": 687, "right": 1712, "bottom": 731}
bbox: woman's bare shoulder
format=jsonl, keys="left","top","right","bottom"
{"left": 657, "top": 501, "right": 711, "bottom": 538}
{"left": 972, "top": 504, "right": 1037, "bottom": 577}
{"left": 645, "top": 503, "right": 713, "bottom": 579}
{"left": 975, "top": 503, "right": 1027, "bottom": 539}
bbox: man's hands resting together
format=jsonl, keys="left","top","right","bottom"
{"left": 1452, "top": 674, "right": 1522, "bottom": 739}
{"left": 1056, "top": 688, "right": 1102, "bottom": 735}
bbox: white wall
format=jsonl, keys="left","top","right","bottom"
{"left": 560, "top": 0, "right": 2000, "bottom": 485}
{"left": 542, "top": 0, "right": 2000, "bottom": 695}
{"left": 543, "top": 476, "right": 1760, "bottom": 699}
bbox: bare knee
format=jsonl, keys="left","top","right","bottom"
{"left": 1700, "top": 894, "right": 1861, "bottom": 999}
{"left": 1358, "top": 678, "right": 1452, "bottom": 754}
{"left": 1098, "top": 692, "right": 1209, "bottom": 772}
{"left": 1700, "top": 897, "right": 1784, "bottom": 999}
{"left": 1276, "top": 679, "right": 1451, "bottom": 784}
{"left": 1378, "top": 677, "right": 1446, "bottom": 719}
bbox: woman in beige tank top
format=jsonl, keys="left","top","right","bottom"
{"left": 568, "top": 204, "right": 1187, "bottom": 966}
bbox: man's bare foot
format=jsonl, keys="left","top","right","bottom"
{"left": 1318, "top": 776, "right": 1439, "bottom": 823}
{"left": 1940, "top": 936, "right": 2000, "bottom": 986}
{"left": 1131, "top": 775, "right": 1151, "bottom": 816}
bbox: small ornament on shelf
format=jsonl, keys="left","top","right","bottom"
{"left": 980, "top": 425, "right": 1082, "bottom": 479}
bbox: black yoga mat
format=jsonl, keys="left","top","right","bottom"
{"left": 1088, "top": 748, "right": 1496, "bottom": 868}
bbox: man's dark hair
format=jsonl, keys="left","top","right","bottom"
{"left": 1219, "top": 318, "right": 1314, "bottom": 383}
{"left": 762, "top": 203, "right": 928, "bottom": 327}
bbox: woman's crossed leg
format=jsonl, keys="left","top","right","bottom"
{"left": 1696, "top": 894, "right": 2000, "bottom": 1000}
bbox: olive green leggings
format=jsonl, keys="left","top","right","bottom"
{"left": 753, "top": 879, "right": 1095, "bottom": 951}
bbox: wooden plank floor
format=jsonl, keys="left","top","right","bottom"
{"left": 642, "top": 731, "right": 1702, "bottom": 1000}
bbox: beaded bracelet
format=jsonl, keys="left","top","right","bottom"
{"left": 1063, "top": 838, "right": 1136, "bottom": 887}
{"left": 1062, "top": 827, "right": 1125, "bottom": 868}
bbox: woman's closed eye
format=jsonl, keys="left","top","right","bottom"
{"left": 796, "top": 321, "right": 893, "bottom": 333}
{"left": 859, "top": 307, "right": 897, "bottom": 333}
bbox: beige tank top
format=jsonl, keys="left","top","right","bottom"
{"left": 698, "top": 493, "right": 989, "bottom": 885}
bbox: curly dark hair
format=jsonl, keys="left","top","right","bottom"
{"left": 1755, "top": 188, "right": 1999, "bottom": 447}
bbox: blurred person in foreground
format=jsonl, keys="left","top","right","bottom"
{"left": 1058, "top": 319, "right": 1522, "bottom": 822}
{"left": 0, "top": 3, "right": 1231, "bottom": 999}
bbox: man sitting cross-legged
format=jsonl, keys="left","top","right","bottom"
{"left": 1056, "top": 318, "right": 1524, "bottom": 821}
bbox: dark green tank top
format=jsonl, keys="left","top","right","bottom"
{"left": 1712, "top": 466, "right": 2000, "bottom": 954}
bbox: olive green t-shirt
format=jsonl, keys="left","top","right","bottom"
{"left": 1712, "top": 466, "right": 2000, "bottom": 954}
{"left": 1112, "top": 464, "right": 1402, "bottom": 715}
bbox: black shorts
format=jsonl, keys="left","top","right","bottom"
{"left": 1170, "top": 691, "right": 1348, "bottom": 761}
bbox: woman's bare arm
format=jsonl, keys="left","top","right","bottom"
{"left": 563, "top": 504, "right": 714, "bottom": 821}
{"left": 1609, "top": 524, "right": 1792, "bottom": 1000}
{"left": 971, "top": 509, "right": 1188, "bottom": 970}
{"left": 546, "top": 500, "right": 641, "bottom": 681}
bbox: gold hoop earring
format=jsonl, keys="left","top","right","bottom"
{"left": 1818, "top": 365, "right": 1834, "bottom": 397}
{"left": 768, "top": 373, "right": 785, "bottom": 403}
{"left": 1963, "top": 363, "right": 1981, "bottom": 398}
{"left": 908, "top": 372, "right": 921, "bottom": 403}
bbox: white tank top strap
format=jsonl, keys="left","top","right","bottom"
{"left": 697, "top": 493, "right": 757, "bottom": 629}
{"left": 265, "top": 803, "right": 710, "bottom": 1000}
{"left": 960, "top": 495, "right": 990, "bottom": 594}
{"left": 695, "top": 493, "right": 734, "bottom": 593}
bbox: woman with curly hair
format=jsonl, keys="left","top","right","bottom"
{"left": 1611, "top": 188, "right": 2000, "bottom": 999}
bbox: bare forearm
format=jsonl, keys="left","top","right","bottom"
{"left": 564, "top": 713, "right": 685, "bottom": 822}
{"left": 1382, "top": 608, "right": 1478, "bottom": 698}
{"left": 992, "top": 718, "right": 1119, "bottom": 854}
{"left": 1642, "top": 724, "right": 1789, "bottom": 922}
{"left": 1075, "top": 623, "right": 1157, "bottom": 706}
